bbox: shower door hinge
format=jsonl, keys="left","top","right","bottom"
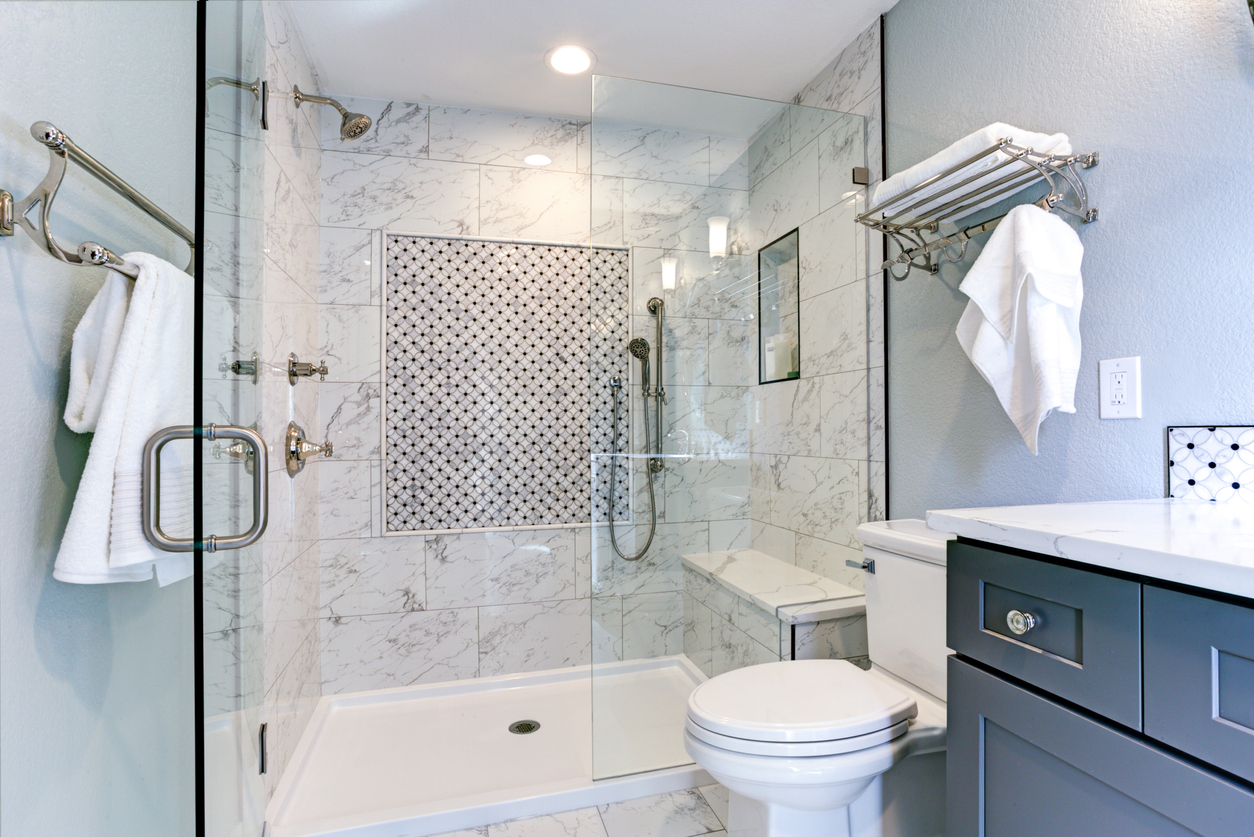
{"left": 259, "top": 722, "right": 268, "bottom": 775}
{"left": 852, "top": 166, "right": 870, "bottom": 186}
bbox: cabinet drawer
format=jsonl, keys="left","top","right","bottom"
{"left": 948, "top": 657, "right": 1254, "bottom": 837}
{"left": 1145, "top": 585, "right": 1254, "bottom": 785}
{"left": 947, "top": 541, "right": 1142, "bottom": 729}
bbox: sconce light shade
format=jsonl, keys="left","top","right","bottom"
{"left": 661, "top": 256, "right": 678, "bottom": 290}
{"left": 707, "top": 216, "right": 730, "bottom": 259}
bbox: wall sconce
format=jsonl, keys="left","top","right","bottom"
{"left": 707, "top": 216, "right": 729, "bottom": 259}
{"left": 661, "top": 256, "right": 678, "bottom": 290}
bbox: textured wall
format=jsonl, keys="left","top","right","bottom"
{"left": 0, "top": 3, "right": 196, "bottom": 835}
{"left": 884, "top": 0, "right": 1254, "bottom": 517}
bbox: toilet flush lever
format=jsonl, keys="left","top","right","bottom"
{"left": 845, "top": 558, "right": 875, "bottom": 574}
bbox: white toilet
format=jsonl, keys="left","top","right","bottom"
{"left": 683, "top": 519, "right": 954, "bottom": 837}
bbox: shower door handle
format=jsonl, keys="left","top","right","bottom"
{"left": 142, "top": 424, "right": 269, "bottom": 553}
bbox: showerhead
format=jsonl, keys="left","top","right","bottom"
{"left": 628, "top": 338, "right": 650, "bottom": 360}
{"left": 293, "top": 85, "right": 373, "bottom": 141}
{"left": 339, "top": 111, "right": 372, "bottom": 140}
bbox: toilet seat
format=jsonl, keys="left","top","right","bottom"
{"left": 685, "top": 660, "right": 918, "bottom": 756}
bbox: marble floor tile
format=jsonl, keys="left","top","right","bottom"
{"left": 697, "top": 785, "right": 729, "bottom": 829}
{"left": 490, "top": 807, "right": 607, "bottom": 837}
{"left": 598, "top": 788, "right": 723, "bottom": 837}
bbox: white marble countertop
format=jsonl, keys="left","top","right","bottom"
{"left": 926, "top": 499, "right": 1254, "bottom": 601}
{"left": 681, "top": 549, "right": 865, "bottom": 624}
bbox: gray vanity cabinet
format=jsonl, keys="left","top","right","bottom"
{"left": 947, "top": 540, "right": 1254, "bottom": 836}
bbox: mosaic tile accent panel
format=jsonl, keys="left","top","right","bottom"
{"left": 385, "top": 234, "right": 629, "bottom": 531}
{"left": 1167, "top": 425, "right": 1254, "bottom": 502}
{"left": 591, "top": 249, "right": 631, "bottom": 522}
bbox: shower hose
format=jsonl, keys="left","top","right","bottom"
{"left": 607, "top": 381, "right": 657, "bottom": 562}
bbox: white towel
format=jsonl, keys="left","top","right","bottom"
{"left": 55, "top": 253, "right": 194, "bottom": 585}
{"left": 955, "top": 205, "right": 1084, "bottom": 455}
{"left": 871, "top": 123, "right": 1072, "bottom": 221}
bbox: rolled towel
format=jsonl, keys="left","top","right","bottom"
{"left": 870, "top": 123, "right": 1072, "bottom": 222}
{"left": 55, "top": 252, "right": 194, "bottom": 585}
{"left": 955, "top": 204, "right": 1084, "bottom": 455}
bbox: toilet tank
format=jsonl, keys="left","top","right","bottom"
{"left": 855, "top": 519, "right": 955, "bottom": 702}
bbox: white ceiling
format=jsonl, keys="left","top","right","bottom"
{"left": 290, "top": 0, "right": 898, "bottom": 122}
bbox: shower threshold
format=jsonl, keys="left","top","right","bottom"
{"left": 266, "top": 655, "right": 710, "bottom": 837}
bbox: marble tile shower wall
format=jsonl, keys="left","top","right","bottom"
{"left": 313, "top": 96, "right": 756, "bottom": 692}
{"left": 748, "top": 20, "right": 886, "bottom": 593}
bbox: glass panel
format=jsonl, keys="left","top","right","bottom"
{"left": 202, "top": 2, "right": 267, "bottom": 835}
{"left": 589, "top": 76, "right": 864, "bottom": 780}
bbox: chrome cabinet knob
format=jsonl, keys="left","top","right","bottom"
{"left": 1006, "top": 609, "right": 1039, "bottom": 635}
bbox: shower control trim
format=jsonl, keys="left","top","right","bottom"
{"left": 288, "top": 352, "right": 328, "bottom": 385}
{"left": 285, "top": 421, "right": 334, "bottom": 477}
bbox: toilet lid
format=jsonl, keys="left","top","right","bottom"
{"left": 687, "top": 660, "right": 918, "bottom": 743}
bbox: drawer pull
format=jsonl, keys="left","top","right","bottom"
{"left": 1007, "top": 610, "right": 1039, "bottom": 635}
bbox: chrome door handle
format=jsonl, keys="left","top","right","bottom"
{"left": 1006, "top": 609, "right": 1039, "bottom": 635}
{"left": 142, "top": 424, "right": 269, "bottom": 553}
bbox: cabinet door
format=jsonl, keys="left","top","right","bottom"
{"left": 948, "top": 657, "right": 1254, "bottom": 837}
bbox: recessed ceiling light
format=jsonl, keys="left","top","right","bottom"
{"left": 546, "top": 45, "right": 595, "bottom": 75}
{"left": 524, "top": 154, "right": 552, "bottom": 167}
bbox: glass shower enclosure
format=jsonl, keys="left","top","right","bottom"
{"left": 588, "top": 77, "right": 867, "bottom": 779}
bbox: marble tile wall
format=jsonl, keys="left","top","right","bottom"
{"left": 747, "top": 19, "right": 885, "bottom": 592}
{"left": 315, "top": 94, "right": 755, "bottom": 691}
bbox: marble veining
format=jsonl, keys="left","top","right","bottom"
{"left": 480, "top": 167, "right": 590, "bottom": 243}
{"left": 319, "top": 382, "right": 381, "bottom": 460}
{"left": 425, "top": 529, "right": 577, "bottom": 609}
{"left": 320, "top": 150, "right": 480, "bottom": 234}
{"left": 322, "top": 97, "right": 429, "bottom": 158}
{"left": 320, "top": 608, "right": 479, "bottom": 694}
{"left": 319, "top": 537, "right": 424, "bottom": 618}
{"left": 478, "top": 599, "right": 592, "bottom": 677}
{"left": 592, "top": 123, "right": 711, "bottom": 187}
{"left": 792, "top": 21, "right": 880, "bottom": 116}
{"left": 319, "top": 226, "right": 375, "bottom": 305}
{"left": 430, "top": 107, "right": 582, "bottom": 171}
{"left": 926, "top": 499, "right": 1254, "bottom": 601}
{"left": 682, "top": 548, "right": 863, "bottom": 620}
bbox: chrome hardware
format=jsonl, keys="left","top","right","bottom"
{"left": 1, "top": 122, "right": 195, "bottom": 278}
{"left": 1007, "top": 609, "right": 1039, "bottom": 635}
{"left": 287, "top": 352, "right": 328, "bottom": 385}
{"left": 857, "top": 137, "right": 1098, "bottom": 280}
{"left": 142, "top": 424, "right": 268, "bottom": 553}
{"left": 845, "top": 558, "right": 876, "bottom": 574}
{"left": 646, "top": 297, "right": 665, "bottom": 473}
{"left": 220, "top": 352, "right": 259, "bottom": 384}
{"left": 213, "top": 440, "right": 256, "bottom": 474}
{"left": 285, "top": 421, "right": 333, "bottom": 476}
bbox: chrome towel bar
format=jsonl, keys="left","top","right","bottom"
{"left": 0, "top": 121, "right": 195, "bottom": 279}
{"left": 857, "top": 137, "right": 1098, "bottom": 280}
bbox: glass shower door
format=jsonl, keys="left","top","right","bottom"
{"left": 589, "top": 76, "right": 866, "bottom": 780}
{"left": 201, "top": 2, "right": 267, "bottom": 834}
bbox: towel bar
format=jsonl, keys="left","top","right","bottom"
{"left": 0, "top": 121, "right": 195, "bottom": 279}
{"left": 857, "top": 138, "right": 1098, "bottom": 280}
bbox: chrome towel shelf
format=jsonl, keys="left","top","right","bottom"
{"left": 0, "top": 121, "right": 195, "bottom": 279}
{"left": 857, "top": 138, "right": 1098, "bottom": 280}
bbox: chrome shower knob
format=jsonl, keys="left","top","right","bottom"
{"left": 1006, "top": 609, "right": 1039, "bottom": 635}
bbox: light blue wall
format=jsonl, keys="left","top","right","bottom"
{"left": 883, "top": 0, "right": 1254, "bottom": 518}
{"left": 0, "top": 3, "right": 196, "bottom": 835}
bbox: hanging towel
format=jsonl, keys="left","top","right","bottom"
{"left": 55, "top": 253, "right": 194, "bottom": 585}
{"left": 870, "top": 123, "right": 1072, "bottom": 221}
{"left": 955, "top": 204, "right": 1084, "bottom": 455}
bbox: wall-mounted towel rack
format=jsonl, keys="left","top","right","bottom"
{"left": 0, "top": 122, "right": 195, "bottom": 280}
{"left": 857, "top": 138, "right": 1098, "bottom": 280}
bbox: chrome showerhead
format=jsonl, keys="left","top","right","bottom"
{"left": 293, "top": 85, "right": 373, "bottom": 141}
{"left": 339, "top": 111, "right": 372, "bottom": 140}
{"left": 628, "top": 338, "right": 650, "bottom": 360}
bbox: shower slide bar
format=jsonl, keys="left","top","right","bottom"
{"left": 0, "top": 121, "right": 195, "bottom": 280}
{"left": 856, "top": 138, "right": 1098, "bottom": 280}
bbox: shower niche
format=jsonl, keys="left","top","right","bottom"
{"left": 758, "top": 228, "right": 801, "bottom": 384}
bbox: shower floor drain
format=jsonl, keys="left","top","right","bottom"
{"left": 508, "top": 720, "right": 541, "bottom": 735}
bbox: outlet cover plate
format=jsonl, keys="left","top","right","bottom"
{"left": 1099, "top": 356, "right": 1141, "bottom": 419}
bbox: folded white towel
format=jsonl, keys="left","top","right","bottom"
{"left": 55, "top": 253, "right": 194, "bottom": 585}
{"left": 871, "top": 123, "right": 1072, "bottom": 221}
{"left": 955, "top": 205, "right": 1084, "bottom": 455}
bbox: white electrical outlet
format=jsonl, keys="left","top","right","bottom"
{"left": 1099, "top": 357, "right": 1141, "bottom": 419}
